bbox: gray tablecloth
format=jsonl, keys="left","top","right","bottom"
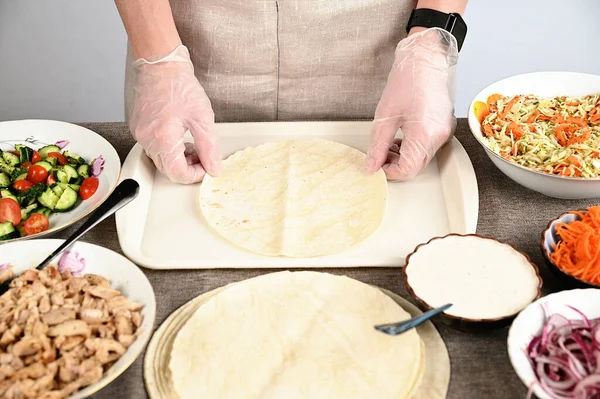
{"left": 56, "top": 120, "right": 599, "bottom": 399}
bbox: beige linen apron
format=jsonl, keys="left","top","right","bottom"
{"left": 125, "top": 0, "right": 413, "bottom": 123}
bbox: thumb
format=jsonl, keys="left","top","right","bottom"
{"left": 365, "top": 116, "right": 401, "bottom": 172}
{"left": 383, "top": 122, "right": 430, "bottom": 181}
{"left": 188, "top": 117, "right": 222, "bottom": 177}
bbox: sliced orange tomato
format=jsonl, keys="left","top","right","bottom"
{"left": 473, "top": 101, "right": 489, "bottom": 123}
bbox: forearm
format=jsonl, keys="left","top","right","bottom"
{"left": 409, "top": 0, "right": 468, "bottom": 35}
{"left": 114, "top": 0, "right": 182, "bottom": 59}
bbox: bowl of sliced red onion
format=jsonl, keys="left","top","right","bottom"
{"left": 508, "top": 289, "right": 600, "bottom": 399}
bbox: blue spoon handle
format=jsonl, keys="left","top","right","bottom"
{"left": 374, "top": 303, "right": 453, "bottom": 336}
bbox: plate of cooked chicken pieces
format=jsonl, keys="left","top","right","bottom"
{"left": 0, "top": 239, "right": 156, "bottom": 399}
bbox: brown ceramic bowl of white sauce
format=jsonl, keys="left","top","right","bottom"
{"left": 402, "top": 234, "right": 543, "bottom": 332}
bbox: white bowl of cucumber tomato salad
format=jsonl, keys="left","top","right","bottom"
{"left": 0, "top": 120, "right": 120, "bottom": 242}
{"left": 468, "top": 72, "right": 600, "bottom": 199}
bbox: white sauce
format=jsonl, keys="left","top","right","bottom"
{"left": 406, "top": 236, "right": 539, "bottom": 320}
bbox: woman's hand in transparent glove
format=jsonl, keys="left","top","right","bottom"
{"left": 365, "top": 28, "right": 458, "bottom": 180}
{"left": 129, "top": 45, "right": 221, "bottom": 184}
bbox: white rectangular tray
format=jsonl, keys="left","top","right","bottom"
{"left": 116, "top": 121, "right": 478, "bottom": 269}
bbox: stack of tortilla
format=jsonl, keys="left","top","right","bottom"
{"left": 167, "top": 271, "right": 448, "bottom": 399}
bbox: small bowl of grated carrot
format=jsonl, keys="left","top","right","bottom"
{"left": 542, "top": 205, "right": 600, "bottom": 288}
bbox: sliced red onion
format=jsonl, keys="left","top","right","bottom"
{"left": 57, "top": 251, "right": 86, "bottom": 276}
{"left": 91, "top": 155, "right": 105, "bottom": 177}
{"left": 536, "top": 361, "right": 576, "bottom": 391}
{"left": 574, "top": 374, "right": 600, "bottom": 398}
{"left": 539, "top": 379, "right": 574, "bottom": 399}
{"left": 528, "top": 336, "right": 542, "bottom": 358}
{"left": 0, "top": 263, "right": 10, "bottom": 271}
{"left": 548, "top": 313, "right": 572, "bottom": 329}
{"left": 573, "top": 334, "right": 596, "bottom": 372}
{"left": 528, "top": 306, "right": 600, "bottom": 399}
{"left": 592, "top": 324, "right": 600, "bottom": 349}
{"left": 55, "top": 140, "right": 70, "bottom": 149}
{"left": 568, "top": 305, "right": 593, "bottom": 329}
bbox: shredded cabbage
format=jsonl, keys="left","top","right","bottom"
{"left": 480, "top": 94, "right": 600, "bottom": 178}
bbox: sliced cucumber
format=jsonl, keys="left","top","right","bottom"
{"left": 10, "top": 168, "right": 24, "bottom": 180}
{"left": 23, "top": 183, "right": 46, "bottom": 205}
{"left": 34, "top": 161, "right": 53, "bottom": 172}
{"left": 55, "top": 169, "right": 69, "bottom": 183}
{"left": 2, "top": 151, "right": 19, "bottom": 167}
{"left": 55, "top": 182, "right": 81, "bottom": 193}
{"left": 14, "top": 144, "right": 34, "bottom": 163}
{"left": 32, "top": 207, "right": 51, "bottom": 217}
{"left": 0, "top": 162, "right": 14, "bottom": 176}
{"left": 21, "top": 203, "right": 38, "bottom": 220}
{"left": 38, "top": 145, "right": 61, "bottom": 159}
{"left": 15, "top": 173, "right": 28, "bottom": 181}
{"left": 61, "top": 164, "right": 79, "bottom": 184}
{"left": 23, "top": 196, "right": 37, "bottom": 207}
{"left": 54, "top": 187, "right": 78, "bottom": 212}
{"left": 45, "top": 156, "right": 58, "bottom": 168}
{"left": 64, "top": 151, "right": 85, "bottom": 166}
{"left": 0, "top": 221, "right": 17, "bottom": 241}
{"left": 38, "top": 187, "right": 59, "bottom": 210}
{"left": 51, "top": 183, "right": 64, "bottom": 197}
{"left": 0, "top": 189, "right": 17, "bottom": 202}
{"left": 77, "top": 164, "right": 91, "bottom": 179}
{"left": 0, "top": 173, "right": 10, "bottom": 188}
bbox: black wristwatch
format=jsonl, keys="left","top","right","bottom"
{"left": 406, "top": 8, "right": 467, "bottom": 52}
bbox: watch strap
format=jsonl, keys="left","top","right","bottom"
{"left": 406, "top": 8, "right": 466, "bottom": 52}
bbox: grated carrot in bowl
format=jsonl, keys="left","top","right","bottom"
{"left": 550, "top": 205, "right": 600, "bottom": 284}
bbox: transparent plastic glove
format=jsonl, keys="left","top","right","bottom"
{"left": 365, "top": 28, "right": 458, "bottom": 180}
{"left": 128, "top": 45, "right": 221, "bottom": 184}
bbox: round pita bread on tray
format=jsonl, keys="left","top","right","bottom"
{"left": 199, "top": 139, "right": 387, "bottom": 257}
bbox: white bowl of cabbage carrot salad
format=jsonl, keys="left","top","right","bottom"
{"left": 468, "top": 72, "right": 600, "bottom": 199}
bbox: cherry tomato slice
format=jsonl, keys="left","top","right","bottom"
{"left": 27, "top": 165, "right": 48, "bottom": 184}
{"left": 9, "top": 151, "right": 19, "bottom": 157}
{"left": 46, "top": 174, "right": 57, "bottom": 186}
{"left": 20, "top": 161, "right": 32, "bottom": 171}
{"left": 80, "top": 177, "right": 99, "bottom": 200}
{"left": 23, "top": 214, "right": 49, "bottom": 236}
{"left": 0, "top": 198, "right": 22, "bottom": 226}
{"left": 47, "top": 152, "right": 67, "bottom": 166}
{"left": 13, "top": 180, "right": 33, "bottom": 192}
{"left": 31, "top": 150, "right": 41, "bottom": 163}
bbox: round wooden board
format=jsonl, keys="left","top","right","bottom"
{"left": 144, "top": 284, "right": 450, "bottom": 399}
